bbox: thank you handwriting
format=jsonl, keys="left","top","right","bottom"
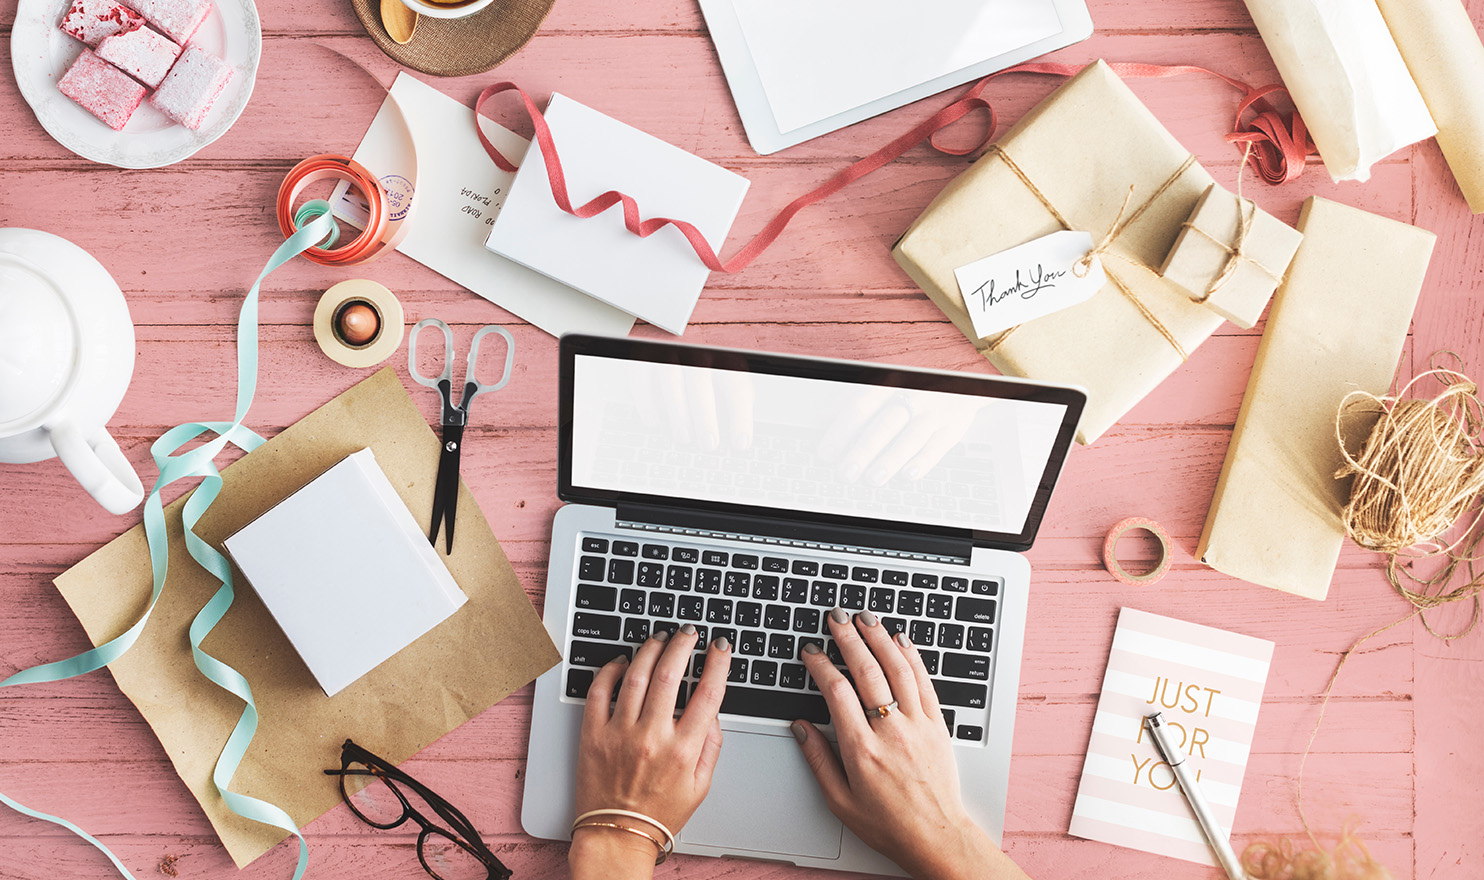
{"left": 953, "top": 230, "right": 1106, "bottom": 339}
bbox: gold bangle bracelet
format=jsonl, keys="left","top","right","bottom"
{"left": 572, "top": 820, "right": 672, "bottom": 865}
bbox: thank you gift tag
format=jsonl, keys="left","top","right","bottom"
{"left": 954, "top": 230, "right": 1107, "bottom": 339}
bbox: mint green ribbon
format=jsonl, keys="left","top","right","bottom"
{"left": 1, "top": 205, "right": 342, "bottom": 878}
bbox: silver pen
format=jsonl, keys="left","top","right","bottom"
{"left": 1144, "top": 712, "right": 1246, "bottom": 880}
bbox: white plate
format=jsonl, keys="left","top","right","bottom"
{"left": 11, "top": 0, "right": 261, "bottom": 168}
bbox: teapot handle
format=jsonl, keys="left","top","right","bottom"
{"left": 48, "top": 422, "right": 145, "bottom": 515}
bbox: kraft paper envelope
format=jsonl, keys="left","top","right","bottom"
{"left": 53, "top": 368, "right": 560, "bottom": 867}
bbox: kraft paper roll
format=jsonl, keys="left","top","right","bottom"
{"left": 1102, "top": 517, "right": 1173, "bottom": 586}
{"left": 313, "top": 279, "right": 404, "bottom": 368}
{"left": 1242, "top": 0, "right": 1437, "bottom": 182}
{"left": 1374, "top": 0, "right": 1484, "bottom": 214}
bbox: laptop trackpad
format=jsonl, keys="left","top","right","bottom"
{"left": 680, "top": 731, "right": 844, "bottom": 859}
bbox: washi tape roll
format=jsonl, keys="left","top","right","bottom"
{"left": 1102, "top": 516, "right": 1173, "bottom": 586}
{"left": 313, "top": 279, "right": 405, "bottom": 368}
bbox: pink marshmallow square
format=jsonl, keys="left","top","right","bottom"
{"left": 150, "top": 46, "right": 232, "bottom": 130}
{"left": 96, "top": 24, "right": 181, "bottom": 89}
{"left": 122, "top": 0, "right": 211, "bottom": 45}
{"left": 57, "top": 49, "right": 147, "bottom": 131}
{"left": 60, "top": 0, "right": 146, "bottom": 47}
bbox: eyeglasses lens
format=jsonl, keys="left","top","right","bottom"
{"left": 343, "top": 763, "right": 408, "bottom": 827}
{"left": 420, "top": 828, "right": 494, "bottom": 880}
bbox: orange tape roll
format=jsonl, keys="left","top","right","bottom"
{"left": 275, "top": 155, "right": 395, "bottom": 266}
{"left": 1102, "top": 516, "right": 1173, "bottom": 586}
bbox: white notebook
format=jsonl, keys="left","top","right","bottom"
{"left": 223, "top": 448, "right": 468, "bottom": 697}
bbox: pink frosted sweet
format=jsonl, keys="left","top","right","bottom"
{"left": 60, "top": 0, "right": 146, "bottom": 47}
{"left": 57, "top": 49, "right": 147, "bottom": 131}
{"left": 149, "top": 46, "right": 232, "bottom": 130}
{"left": 95, "top": 24, "right": 181, "bottom": 89}
{"left": 122, "top": 0, "right": 211, "bottom": 45}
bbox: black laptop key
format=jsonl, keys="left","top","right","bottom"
{"left": 803, "top": 637, "right": 826, "bottom": 659}
{"left": 932, "top": 678, "right": 988, "bottom": 709}
{"left": 674, "top": 686, "right": 688, "bottom": 712}
{"left": 739, "top": 631, "right": 767, "bottom": 656}
{"left": 944, "top": 652, "right": 990, "bottom": 680}
{"left": 732, "top": 554, "right": 759, "bottom": 570}
{"left": 793, "top": 608, "right": 822, "bottom": 634}
{"left": 840, "top": 584, "right": 867, "bottom": 610}
{"left": 809, "top": 581, "right": 837, "bottom": 607}
{"left": 822, "top": 563, "right": 849, "bottom": 580}
{"left": 581, "top": 537, "right": 609, "bottom": 554}
{"left": 702, "top": 550, "right": 729, "bottom": 566}
{"left": 768, "top": 634, "right": 796, "bottom": 659}
{"left": 920, "top": 649, "right": 940, "bottom": 675}
{"left": 706, "top": 598, "right": 733, "bottom": 624}
{"left": 942, "top": 577, "right": 969, "bottom": 593}
{"left": 791, "top": 560, "right": 819, "bottom": 576}
{"left": 781, "top": 578, "right": 809, "bottom": 603}
{"left": 752, "top": 574, "right": 780, "bottom": 601}
{"left": 637, "top": 562, "right": 664, "bottom": 588}
{"left": 692, "top": 654, "right": 707, "bottom": 677}
{"left": 612, "top": 541, "right": 638, "bottom": 557}
{"left": 736, "top": 601, "right": 763, "bottom": 628}
{"left": 666, "top": 565, "right": 694, "bottom": 591}
{"left": 724, "top": 572, "right": 751, "bottom": 597}
{"left": 749, "top": 660, "right": 779, "bottom": 687}
{"left": 941, "top": 708, "right": 955, "bottom": 732}
{"left": 852, "top": 566, "right": 879, "bottom": 583}
{"left": 566, "top": 668, "right": 594, "bottom": 698}
{"left": 764, "top": 604, "right": 791, "bottom": 630}
{"left": 696, "top": 568, "right": 722, "bottom": 593}
{"left": 677, "top": 595, "right": 705, "bottom": 621}
{"left": 618, "top": 589, "right": 645, "bottom": 615}
{"left": 882, "top": 616, "right": 907, "bottom": 636}
{"left": 727, "top": 658, "right": 749, "bottom": 683}
{"left": 937, "top": 623, "right": 965, "bottom": 650}
{"left": 647, "top": 593, "right": 675, "bottom": 618}
{"left": 673, "top": 547, "right": 700, "bottom": 564}
{"left": 578, "top": 556, "right": 605, "bottom": 581}
{"left": 719, "top": 686, "right": 830, "bottom": 724}
{"left": 824, "top": 639, "right": 843, "bottom": 665}
{"left": 687, "top": 625, "right": 708, "bottom": 646}
{"left": 762, "top": 557, "right": 789, "bottom": 573}
{"left": 576, "top": 584, "right": 617, "bottom": 611}
{"left": 653, "top": 621, "right": 680, "bottom": 638}
{"left": 622, "top": 618, "right": 650, "bottom": 643}
{"left": 897, "top": 590, "right": 924, "bottom": 617}
{"left": 607, "top": 558, "right": 635, "bottom": 585}
{"left": 926, "top": 594, "right": 953, "bottom": 619}
{"left": 913, "top": 573, "right": 939, "bottom": 590}
{"left": 956, "top": 725, "right": 984, "bottom": 741}
{"left": 711, "top": 627, "right": 737, "bottom": 649}
{"left": 642, "top": 544, "right": 669, "bottom": 560}
{"left": 572, "top": 612, "right": 621, "bottom": 641}
{"left": 868, "top": 588, "right": 895, "bottom": 613}
{"left": 968, "top": 626, "right": 994, "bottom": 652}
{"left": 780, "top": 663, "right": 807, "bottom": 689}
{"left": 971, "top": 579, "right": 998, "bottom": 596}
{"left": 883, "top": 570, "right": 908, "bottom": 586}
{"left": 909, "top": 620, "right": 935, "bottom": 647}
{"left": 955, "top": 597, "right": 998, "bottom": 625}
{"left": 569, "top": 640, "right": 632, "bottom": 668}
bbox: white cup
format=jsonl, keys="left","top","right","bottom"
{"left": 397, "top": 0, "right": 494, "bottom": 19}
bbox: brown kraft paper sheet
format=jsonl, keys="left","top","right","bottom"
{"left": 1196, "top": 197, "right": 1436, "bottom": 600}
{"left": 52, "top": 367, "right": 561, "bottom": 866}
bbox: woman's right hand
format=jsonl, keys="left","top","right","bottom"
{"left": 792, "top": 609, "right": 1032, "bottom": 880}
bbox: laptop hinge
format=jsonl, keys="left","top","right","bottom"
{"left": 615, "top": 502, "right": 973, "bottom": 565}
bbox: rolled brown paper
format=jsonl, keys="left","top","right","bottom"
{"left": 1374, "top": 0, "right": 1484, "bottom": 214}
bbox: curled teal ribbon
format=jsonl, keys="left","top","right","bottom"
{"left": 0, "top": 206, "right": 339, "bottom": 878}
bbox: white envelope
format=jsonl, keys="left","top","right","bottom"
{"left": 331, "top": 74, "right": 635, "bottom": 339}
{"left": 484, "top": 93, "right": 751, "bottom": 336}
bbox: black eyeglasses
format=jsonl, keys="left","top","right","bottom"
{"left": 325, "top": 739, "right": 513, "bottom": 880}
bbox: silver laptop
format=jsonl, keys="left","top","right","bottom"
{"left": 523, "top": 335, "right": 1084, "bottom": 875}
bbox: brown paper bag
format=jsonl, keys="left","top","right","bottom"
{"left": 893, "top": 60, "right": 1221, "bottom": 444}
{"left": 52, "top": 368, "right": 561, "bottom": 866}
{"left": 1196, "top": 197, "right": 1436, "bottom": 599}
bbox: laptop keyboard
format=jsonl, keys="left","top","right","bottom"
{"left": 562, "top": 533, "right": 1001, "bottom": 744}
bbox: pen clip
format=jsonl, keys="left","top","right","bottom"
{"left": 1144, "top": 712, "right": 1179, "bottom": 765}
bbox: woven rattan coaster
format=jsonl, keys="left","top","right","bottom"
{"left": 351, "top": 0, "right": 554, "bottom": 77}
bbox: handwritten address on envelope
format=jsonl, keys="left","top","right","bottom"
{"left": 953, "top": 230, "right": 1107, "bottom": 339}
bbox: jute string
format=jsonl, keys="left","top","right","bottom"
{"left": 983, "top": 147, "right": 1196, "bottom": 359}
{"left": 1180, "top": 143, "right": 1285, "bottom": 303}
{"left": 1241, "top": 356, "right": 1484, "bottom": 879}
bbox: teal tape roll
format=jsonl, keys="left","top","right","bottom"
{"left": 0, "top": 207, "right": 338, "bottom": 879}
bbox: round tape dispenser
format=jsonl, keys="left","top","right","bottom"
{"left": 1102, "top": 516, "right": 1173, "bottom": 586}
{"left": 313, "top": 279, "right": 405, "bottom": 368}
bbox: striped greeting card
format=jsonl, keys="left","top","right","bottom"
{"left": 1068, "top": 607, "right": 1274, "bottom": 865}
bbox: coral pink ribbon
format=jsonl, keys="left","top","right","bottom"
{"left": 474, "top": 61, "right": 1314, "bottom": 275}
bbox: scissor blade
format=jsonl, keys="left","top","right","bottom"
{"left": 429, "top": 424, "right": 464, "bottom": 553}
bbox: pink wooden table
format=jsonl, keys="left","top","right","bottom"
{"left": 3, "top": 0, "right": 1483, "bottom": 877}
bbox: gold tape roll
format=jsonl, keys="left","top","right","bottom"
{"left": 312, "top": 279, "right": 405, "bottom": 368}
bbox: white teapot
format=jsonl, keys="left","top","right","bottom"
{"left": 0, "top": 229, "right": 144, "bottom": 514}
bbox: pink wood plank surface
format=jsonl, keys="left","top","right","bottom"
{"left": 3, "top": 0, "right": 1483, "bottom": 877}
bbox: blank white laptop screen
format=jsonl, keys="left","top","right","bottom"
{"left": 570, "top": 355, "right": 1069, "bottom": 535}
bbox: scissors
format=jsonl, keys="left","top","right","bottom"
{"left": 409, "top": 318, "right": 515, "bottom": 553}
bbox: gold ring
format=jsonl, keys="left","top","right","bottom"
{"left": 866, "top": 699, "right": 900, "bottom": 719}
